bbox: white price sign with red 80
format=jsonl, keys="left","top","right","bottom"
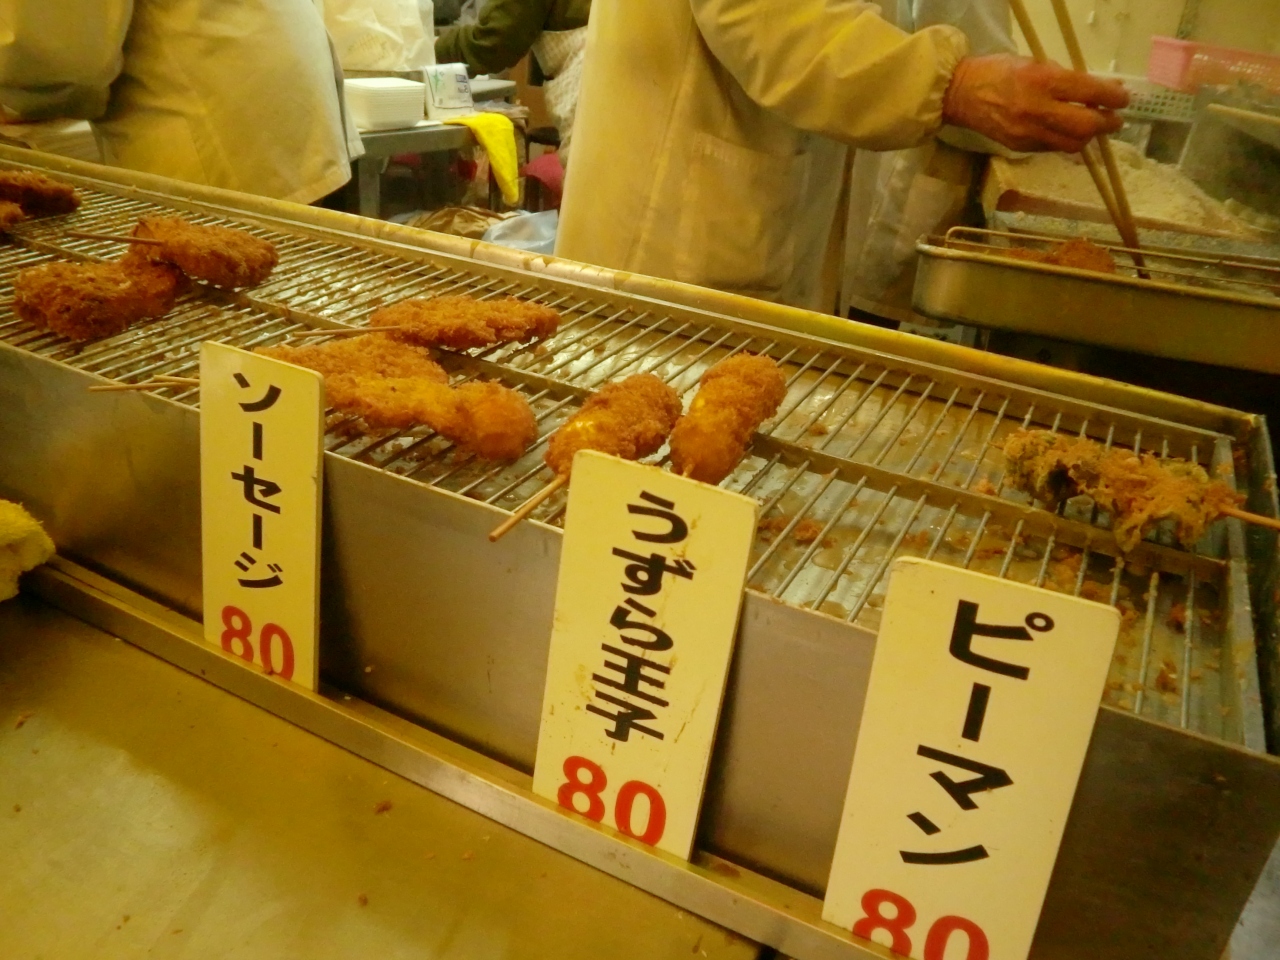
{"left": 532, "top": 452, "right": 757, "bottom": 860}
{"left": 200, "top": 342, "right": 324, "bottom": 690}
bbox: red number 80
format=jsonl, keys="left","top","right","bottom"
{"left": 853, "top": 888, "right": 988, "bottom": 960}
{"left": 556, "top": 756, "right": 667, "bottom": 846}
{"left": 219, "top": 605, "right": 296, "bottom": 680}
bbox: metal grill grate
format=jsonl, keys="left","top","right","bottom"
{"left": 0, "top": 162, "right": 1262, "bottom": 744}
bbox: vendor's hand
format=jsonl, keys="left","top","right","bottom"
{"left": 942, "top": 54, "right": 1129, "bottom": 153}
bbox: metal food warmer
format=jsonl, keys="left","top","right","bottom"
{"left": 3, "top": 147, "right": 1280, "bottom": 960}
{"left": 913, "top": 225, "right": 1280, "bottom": 375}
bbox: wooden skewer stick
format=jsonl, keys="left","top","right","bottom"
{"left": 289, "top": 326, "right": 406, "bottom": 338}
{"left": 88, "top": 379, "right": 188, "bottom": 393}
{"left": 1044, "top": 0, "right": 1148, "bottom": 276}
{"left": 488, "top": 474, "right": 569, "bottom": 542}
{"left": 1223, "top": 506, "right": 1280, "bottom": 534}
{"left": 1008, "top": 0, "right": 1148, "bottom": 276}
{"left": 64, "top": 230, "right": 165, "bottom": 246}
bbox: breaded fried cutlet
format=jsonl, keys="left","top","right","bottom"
{"left": 0, "top": 201, "right": 26, "bottom": 232}
{"left": 14, "top": 257, "right": 183, "bottom": 341}
{"left": 0, "top": 170, "right": 80, "bottom": 215}
{"left": 369, "top": 295, "right": 561, "bottom": 351}
{"left": 544, "top": 374, "right": 683, "bottom": 477}
{"left": 1002, "top": 428, "right": 1242, "bottom": 551}
{"left": 258, "top": 335, "right": 447, "bottom": 383}
{"left": 1003, "top": 237, "right": 1117, "bottom": 274}
{"left": 669, "top": 354, "right": 787, "bottom": 484}
{"left": 132, "top": 216, "right": 278, "bottom": 288}
{"left": 258, "top": 336, "right": 536, "bottom": 459}
{"left": 449, "top": 381, "right": 539, "bottom": 461}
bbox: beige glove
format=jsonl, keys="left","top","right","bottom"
{"left": 942, "top": 53, "right": 1128, "bottom": 153}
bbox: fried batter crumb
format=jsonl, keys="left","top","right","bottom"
{"left": 759, "top": 515, "right": 828, "bottom": 545}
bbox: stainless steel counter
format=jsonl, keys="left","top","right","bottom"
{"left": 0, "top": 593, "right": 761, "bottom": 960}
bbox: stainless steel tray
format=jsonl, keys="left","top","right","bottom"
{"left": 913, "top": 228, "right": 1280, "bottom": 374}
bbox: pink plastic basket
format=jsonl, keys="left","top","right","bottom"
{"left": 1149, "top": 36, "right": 1280, "bottom": 94}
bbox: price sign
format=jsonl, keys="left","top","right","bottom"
{"left": 823, "top": 558, "right": 1119, "bottom": 960}
{"left": 532, "top": 450, "right": 757, "bottom": 859}
{"left": 200, "top": 342, "right": 324, "bottom": 690}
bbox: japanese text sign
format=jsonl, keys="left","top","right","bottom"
{"left": 823, "top": 558, "right": 1119, "bottom": 960}
{"left": 200, "top": 342, "right": 324, "bottom": 690}
{"left": 532, "top": 451, "right": 757, "bottom": 859}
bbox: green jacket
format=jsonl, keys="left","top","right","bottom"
{"left": 435, "top": 0, "right": 590, "bottom": 77}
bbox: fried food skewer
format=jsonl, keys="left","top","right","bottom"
{"left": 370, "top": 294, "right": 560, "bottom": 351}
{"left": 0, "top": 201, "right": 26, "bottom": 232}
{"left": 487, "top": 475, "right": 569, "bottom": 542}
{"left": 489, "top": 373, "right": 683, "bottom": 542}
{"left": 543, "top": 374, "right": 683, "bottom": 477}
{"left": 258, "top": 335, "right": 537, "bottom": 461}
{"left": 1001, "top": 428, "right": 1255, "bottom": 551}
{"left": 668, "top": 354, "right": 787, "bottom": 484}
{"left": 14, "top": 251, "right": 184, "bottom": 341}
{"left": 130, "top": 216, "right": 279, "bottom": 288}
{"left": 0, "top": 169, "right": 80, "bottom": 215}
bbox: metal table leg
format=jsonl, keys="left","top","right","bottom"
{"left": 355, "top": 157, "right": 382, "bottom": 219}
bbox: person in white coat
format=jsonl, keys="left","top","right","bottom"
{"left": 0, "top": 0, "right": 361, "bottom": 205}
{"left": 556, "top": 0, "right": 1128, "bottom": 311}
{"left": 843, "top": 0, "right": 1022, "bottom": 322}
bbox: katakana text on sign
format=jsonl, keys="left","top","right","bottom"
{"left": 823, "top": 558, "right": 1119, "bottom": 960}
{"left": 200, "top": 341, "right": 324, "bottom": 690}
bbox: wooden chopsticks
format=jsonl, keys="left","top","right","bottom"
{"left": 1008, "top": 0, "right": 1148, "bottom": 277}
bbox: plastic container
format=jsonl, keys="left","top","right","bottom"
{"left": 424, "top": 63, "right": 474, "bottom": 120}
{"left": 345, "top": 77, "right": 426, "bottom": 131}
{"left": 1149, "top": 36, "right": 1280, "bottom": 95}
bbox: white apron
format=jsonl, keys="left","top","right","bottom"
{"left": 556, "top": 0, "right": 968, "bottom": 312}
{"left": 842, "top": 0, "right": 1019, "bottom": 321}
{"left": 95, "top": 0, "right": 357, "bottom": 205}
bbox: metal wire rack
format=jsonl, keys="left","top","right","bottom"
{"left": 0, "top": 165, "right": 1264, "bottom": 746}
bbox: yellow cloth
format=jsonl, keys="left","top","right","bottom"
{"left": 0, "top": 499, "right": 55, "bottom": 602}
{"left": 444, "top": 112, "right": 520, "bottom": 206}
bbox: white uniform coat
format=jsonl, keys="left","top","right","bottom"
{"left": 842, "top": 0, "right": 1017, "bottom": 321}
{"left": 0, "top": 0, "right": 358, "bottom": 205}
{"left": 556, "top": 0, "right": 969, "bottom": 310}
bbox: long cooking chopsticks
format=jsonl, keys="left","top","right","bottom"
{"left": 1007, "top": 0, "right": 1148, "bottom": 276}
